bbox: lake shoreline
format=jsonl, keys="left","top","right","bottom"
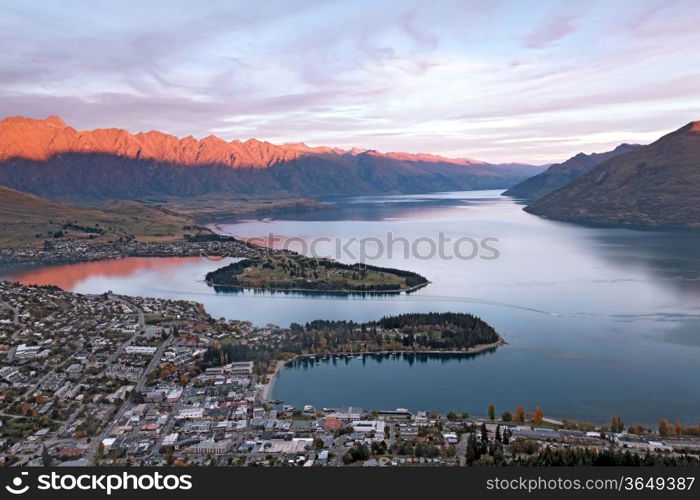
{"left": 292, "top": 338, "right": 506, "bottom": 358}
{"left": 0, "top": 238, "right": 253, "bottom": 270}
{"left": 207, "top": 280, "right": 431, "bottom": 295}
{"left": 262, "top": 360, "right": 286, "bottom": 401}
{"left": 264, "top": 337, "right": 506, "bottom": 402}
{"left": 6, "top": 189, "right": 699, "bottom": 425}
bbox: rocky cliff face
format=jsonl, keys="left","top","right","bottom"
{"left": 0, "top": 115, "right": 307, "bottom": 166}
{"left": 525, "top": 122, "right": 700, "bottom": 229}
{"left": 0, "top": 116, "right": 542, "bottom": 201}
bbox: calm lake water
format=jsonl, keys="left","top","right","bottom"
{"left": 4, "top": 190, "right": 700, "bottom": 424}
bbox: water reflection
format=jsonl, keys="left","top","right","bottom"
{"left": 582, "top": 228, "right": 700, "bottom": 298}
{"left": 5, "top": 256, "right": 202, "bottom": 290}
{"left": 210, "top": 285, "right": 419, "bottom": 297}
{"left": 288, "top": 350, "right": 499, "bottom": 369}
{"left": 220, "top": 190, "right": 507, "bottom": 224}
{"left": 3, "top": 190, "right": 700, "bottom": 423}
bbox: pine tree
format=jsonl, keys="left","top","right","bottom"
{"left": 466, "top": 433, "right": 477, "bottom": 464}
{"left": 493, "top": 441, "right": 504, "bottom": 464}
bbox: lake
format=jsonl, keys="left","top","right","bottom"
{"left": 4, "top": 190, "right": 700, "bottom": 424}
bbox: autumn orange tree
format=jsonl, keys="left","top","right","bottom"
{"left": 534, "top": 406, "right": 544, "bottom": 426}
{"left": 658, "top": 419, "right": 672, "bottom": 437}
{"left": 514, "top": 405, "right": 525, "bottom": 424}
{"left": 160, "top": 363, "right": 178, "bottom": 378}
{"left": 610, "top": 415, "right": 624, "bottom": 433}
{"left": 628, "top": 424, "right": 646, "bottom": 435}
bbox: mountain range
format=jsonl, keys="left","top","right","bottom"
{"left": 503, "top": 143, "right": 643, "bottom": 200}
{"left": 0, "top": 116, "right": 543, "bottom": 202}
{"left": 525, "top": 122, "right": 700, "bottom": 229}
{"left": 3, "top": 115, "right": 698, "bottom": 230}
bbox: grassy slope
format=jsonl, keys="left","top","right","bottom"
{"left": 0, "top": 185, "right": 199, "bottom": 248}
{"left": 153, "top": 195, "right": 332, "bottom": 222}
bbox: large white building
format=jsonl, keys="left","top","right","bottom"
{"left": 162, "top": 433, "right": 179, "bottom": 447}
{"left": 15, "top": 344, "right": 48, "bottom": 359}
{"left": 227, "top": 361, "right": 254, "bottom": 375}
{"left": 166, "top": 387, "right": 183, "bottom": 403}
{"left": 350, "top": 420, "right": 386, "bottom": 435}
{"left": 176, "top": 408, "right": 204, "bottom": 420}
{"left": 185, "top": 440, "right": 233, "bottom": 455}
{"left": 124, "top": 345, "right": 158, "bottom": 355}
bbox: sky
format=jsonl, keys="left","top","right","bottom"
{"left": 2, "top": 0, "right": 700, "bottom": 164}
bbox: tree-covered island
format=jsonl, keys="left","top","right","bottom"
{"left": 290, "top": 312, "right": 502, "bottom": 354}
{"left": 205, "top": 255, "right": 429, "bottom": 293}
{"left": 201, "top": 312, "right": 504, "bottom": 370}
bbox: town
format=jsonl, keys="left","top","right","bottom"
{"left": 0, "top": 235, "right": 259, "bottom": 268}
{"left": 1, "top": 281, "right": 699, "bottom": 467}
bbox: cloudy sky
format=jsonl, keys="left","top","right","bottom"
{"left": 2, "top": 0, "right": 700, "bottom": 163}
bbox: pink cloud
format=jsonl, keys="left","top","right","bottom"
{"left": 525, "top": 13, "right": 577, "bottom": 49}
{"left": 399, "top": 12, "right": 439, "bottom": 51}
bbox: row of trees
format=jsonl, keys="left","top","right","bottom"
{"left": 487, "top": 404, "right": 544, "bottom": 426}
{"left": 481, "top": 407, "right": 699, "bottom": 438}
{"left": 611, "top": 415, "right": 700, "bottom": 437}
{"left": 466, "top": 423, "right": 511, "bottom": 465}
{"left": 290, "top": 313, "right": 499, "bottom": 352}
{"left": 479, "top": 407, "right": 700, "bottom": 438}
{"left": 510, "top": 448, "right": 700, "bottom": 466}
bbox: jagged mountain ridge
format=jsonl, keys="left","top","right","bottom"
{"left": 0, "top": 116, "right": 543, "bottom": 202}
